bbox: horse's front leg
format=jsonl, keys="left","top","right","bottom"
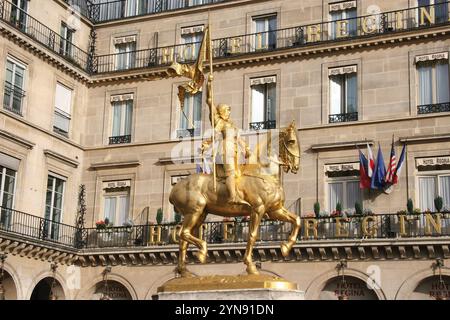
{"left": 267, "top": 207, "right": 301, "bottom": 257}
{"left": 243, "top": 205, "right": 264, "bottom": 275}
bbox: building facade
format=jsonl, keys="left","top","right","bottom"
{"left": 0, "top": 0, "right": 449, "bottom": 300}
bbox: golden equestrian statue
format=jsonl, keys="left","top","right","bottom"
{"left": 166, "top": 26, "right": 301, "bottom": 277}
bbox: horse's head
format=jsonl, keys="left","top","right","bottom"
{"left": 280, "top": 121, "right": 300, "bottom": 174}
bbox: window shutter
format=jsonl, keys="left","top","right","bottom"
{"left": 55, "top": 83, "right": 72, "bottom": 115}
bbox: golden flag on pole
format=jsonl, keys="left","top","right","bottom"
{"left": 167, "top": 27, "right": 211, "bottom": 109}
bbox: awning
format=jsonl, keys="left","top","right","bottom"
{"left": 328, "top": 65, "right": 357, "bottom": 76}
{"left": 415, "top": 52, "right": 448, "bottom": 64}
{"left": 103, "top": 180, "right": 131, "bottom": 189}
{"left": 416, "top": 156, "right": 450, "bottom": 167}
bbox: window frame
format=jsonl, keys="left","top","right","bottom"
{"left": 417, "top": 172, "right": 450, "bottom": 211}
{"left": 326, "top": 176, "right": 362, "bottom": 212}
{"left": 178, "top": 91, "right": 202, "bottom": 137}
{"left": 44, "top": 174, "right": 66, "bottom": 239}
{"left": 114, "top": 41, "right": 137, "bottom": 71}
{"left": 416, "top": 58, "right": 450, "bottom": 106}
{"left": 4, "top": 56, "right": 27, "bottom": 115}
{"left": 252, "top": 14, "right": 277, "bottom": 50}
{"left": 103, "top": 189, "right": 130, "bottom": 227}
{"left": 328, "top": 4, "right": 358, "bottom": 39}
{"left": 328, "top": 70, "right": 358, "bottom": 117}
{"left": 60, "top": 22, "right": 75, "bottom": 57}
{"left": 249, "top": 77, "right": 277, "bottom": 127}
{"left": 53, "top": 82, "right": 73, "bottom": 137}
{"left": 111, "top": 99, "right": 133, "bottom": 139}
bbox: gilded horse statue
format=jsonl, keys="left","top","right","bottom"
{"left": 170, "top": 122, "right": 301, "bottom": 276}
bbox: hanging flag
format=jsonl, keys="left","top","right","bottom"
{"left": 393, "top": 143, "right": 406, "bottom": 185}
{"left": 367, "top": 142, "right": 375, "bottom": 178}
{"left": 371, "top": 143, "right": 387, "bottom": 190}
{"left": 166, "top": 27, "right": 211, "bottom": 109}
{"left": 358, "top": 149, "right": 371, "bottom": 189}
{"left": 385, "top": 137, "right": 397, "bottom": 184}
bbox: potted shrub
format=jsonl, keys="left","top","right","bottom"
{"left": 175, "top": 212, "right": 182, "bottom": 224}
{"left": 156, "top": 208, "right": 164, "bottom": 225}
{"left": 434, "top": 196, "right": 443, "bottom": 213}
{"left": 314, "top": 202, "right": 321, "bottom": 219}
{"left": 407, "top": 198, "right": 414, "bottom": 215}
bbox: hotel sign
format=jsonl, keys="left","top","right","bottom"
{"left": 416, "top": 156, "right": 450, "bottom": 167}
{"left": 325, "top": 162, "right": 359, "bottom": 173}
{"left": 415, "top": 52, "right": 449, "bottom": 63}
{"left": 329, "top": 1, "right": 357, "bottom": 12}
{"left": 103, "top": 180, "right": 131, "bottom": 189}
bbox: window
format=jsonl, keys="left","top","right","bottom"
{"left": 104, "top": 191, "right": 130, "bottom": 227}
{"left": 418, "top": 175, "right": 450, "bottom": 211}
{"left": 329, "top": 1, "right": 357, "bottom": 39}
{"left": 125, "top": 0, "right": 148, "bottom": 17}
{"left": 253, "top": 15, "right": 277, "bottom": 50}
{"left": 10, "top": 0, "right": 27, "bottom": 31}
{"left": 181, "top": 26, "right": 204, "bottom": 62}
{"left": 250, "top": 76, "right": 276, "bottom": 130}
{"left": 110, "top": 96, "right": 133, "bottom": 144}
{"left": 44, "top": 174, "right": 65, "bottom": 240}
{"left": 3, "top": 57, "right": 26, "bottom": 116}
{"left": 115, "top": 39, "right": 136, "bottom": 71}
{"left": 54, "top": 83, "right": 72, "bottom": 136}
{"left": 329, "top": 66, "right": 358, "bottom": 123}
{"left": 0, "top": 154, "right": 18, "bottom": 229}
{"left": 178, "top": 92, "right": 202, "bottom": 138}
{"left": 60, "top": 23, "right": 75, "bottom": 57}
{"left": 417, "top": 57, "right": 449, "bottom": 108}
{"left": 418, "top": 0, "right": 449, "bottom": 25}
{"left": 328, "top": 180, "right": 362, "bottom": 213}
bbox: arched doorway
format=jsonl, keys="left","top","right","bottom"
{"left": 30, "top": 277, "right": 65, "bottom": 300}
{"left": 319, "top": 276, "right": 379, "bottom": 300}
{"left": 410, "top": 275, "right": 450, "bottom": 300}
{"left": 1, "top": 270, "right": 18, "bottom": 300}
{"left": 92, "top": 280, "right": 132, "bottom": 300}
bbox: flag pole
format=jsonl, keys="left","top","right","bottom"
{"left": 208, "top": 15, "right": 217, "bottom": 192}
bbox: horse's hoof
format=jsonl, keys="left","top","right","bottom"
{"left": 246, "top": 265, "right": 259, "bottom": 275}
{"left": 197, "top": 251, "right": 207, "bottom": 264}
{"left": 281, "top": 242, "right": 291, "bottom": 257}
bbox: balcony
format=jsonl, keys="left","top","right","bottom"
{"left": 329, "top": 112, "right": 358, "bottom": 124}
{"left": 0, "top": 0, "right": 90, "bottom": 71}
{"left": 86, "top": 0, "right": 229, "bottom": 23}
{"left": 0, "top": 206, "right": 80, "bottom": 248}
{"left": 417, "top": 102, "right": 450, "bottom": 115}
{"left": 249, "top": 120, "right": 276, "bottom": 131}
{"left": 3, "top": 81, "right": 25, "bottom": 116}
{"left": 90, "top": 2, "right": 450, "bottom": 74}
{"left": 109, "top": 135, "right": 132, "bottom": 145}
{"left": 2, "top": 205, "right": 449, "bottom": 252}
{"left": 176, "top": 127, "right": 201, "bottom": 139}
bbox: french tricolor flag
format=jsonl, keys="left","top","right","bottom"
{"left": 367, "top": 143, "right": 375, "bottom": 178}
{"left": 359, "top": 149, "right": 371, "bottom": 189}
{"left": 393, "top": 144, "right": 406, "bottom": 185}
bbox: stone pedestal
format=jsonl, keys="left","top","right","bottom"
{"left": 157, "top": 274, "right": 304, "bottom": 300}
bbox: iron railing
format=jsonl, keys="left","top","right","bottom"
{"left": 249, "top": 120, "right": 276, "bottom": 131}
{"left": 0, "top": 0, "right": 90, "bottom": 71}
{"left": 63, "top": 0, "right": 94, "bottom": 19}
{"left": 0, "top": 206, "right": 79, "bottom": 248}
{"left": 329, "top": 112, "right": 358, "bottom": 124}
{"left": 80, "top": 212, "right": 450, "bottom": 249}
{"left": 90, "top": 0, "right": 229, "bottom": 23}
{"left": 3, "top": 81, "right": 25, "bottom": 116}
{"left": 109, "top": 135, "right": 132, "bottom": 144}
{"left": 417, "top": 102, "right": 450, "bottom": 114}
{"left": 90, "top": 2, "right": 450, "bottom": 74}
{"left": 1, "top": 206, "right": 450, "bottom": 249}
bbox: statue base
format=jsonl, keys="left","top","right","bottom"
{"left": 157, "top": 274, "right": 304, "bottom": 300}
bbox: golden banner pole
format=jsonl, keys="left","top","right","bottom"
{"left": 208, "top": 21, "right": 217, "bottom": 192}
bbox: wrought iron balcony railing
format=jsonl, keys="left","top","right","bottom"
{"left": 109, "top": 135, "right": 132, "bottom": 145}
{"left": 90, "top": 2, "right": 450, "bottom": 74}
{"left": 176, "top": 128, "right": 202, "bottom": 139}
{"left": 0, "top": 0, "right": 90, "bottom": 71}
{"left": 0, "top": 206, "right": 79, "bottom": 248}
{"left": 249, "top": 120, "right": 276, "bottom": 131}
{"left": 3, "top": 81, "right": 25, "bottom": 116}
{"left": 417, "top": 102, "right": 450, "bottom": 114}
{"left": 87, "top": 0, "right": 229, "bottom": 23}
{"left": 329, "top": 112, "right": 358, "bottom": 124}
{"left": 2, "top": 205, "right": 449, "bottom": 250}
